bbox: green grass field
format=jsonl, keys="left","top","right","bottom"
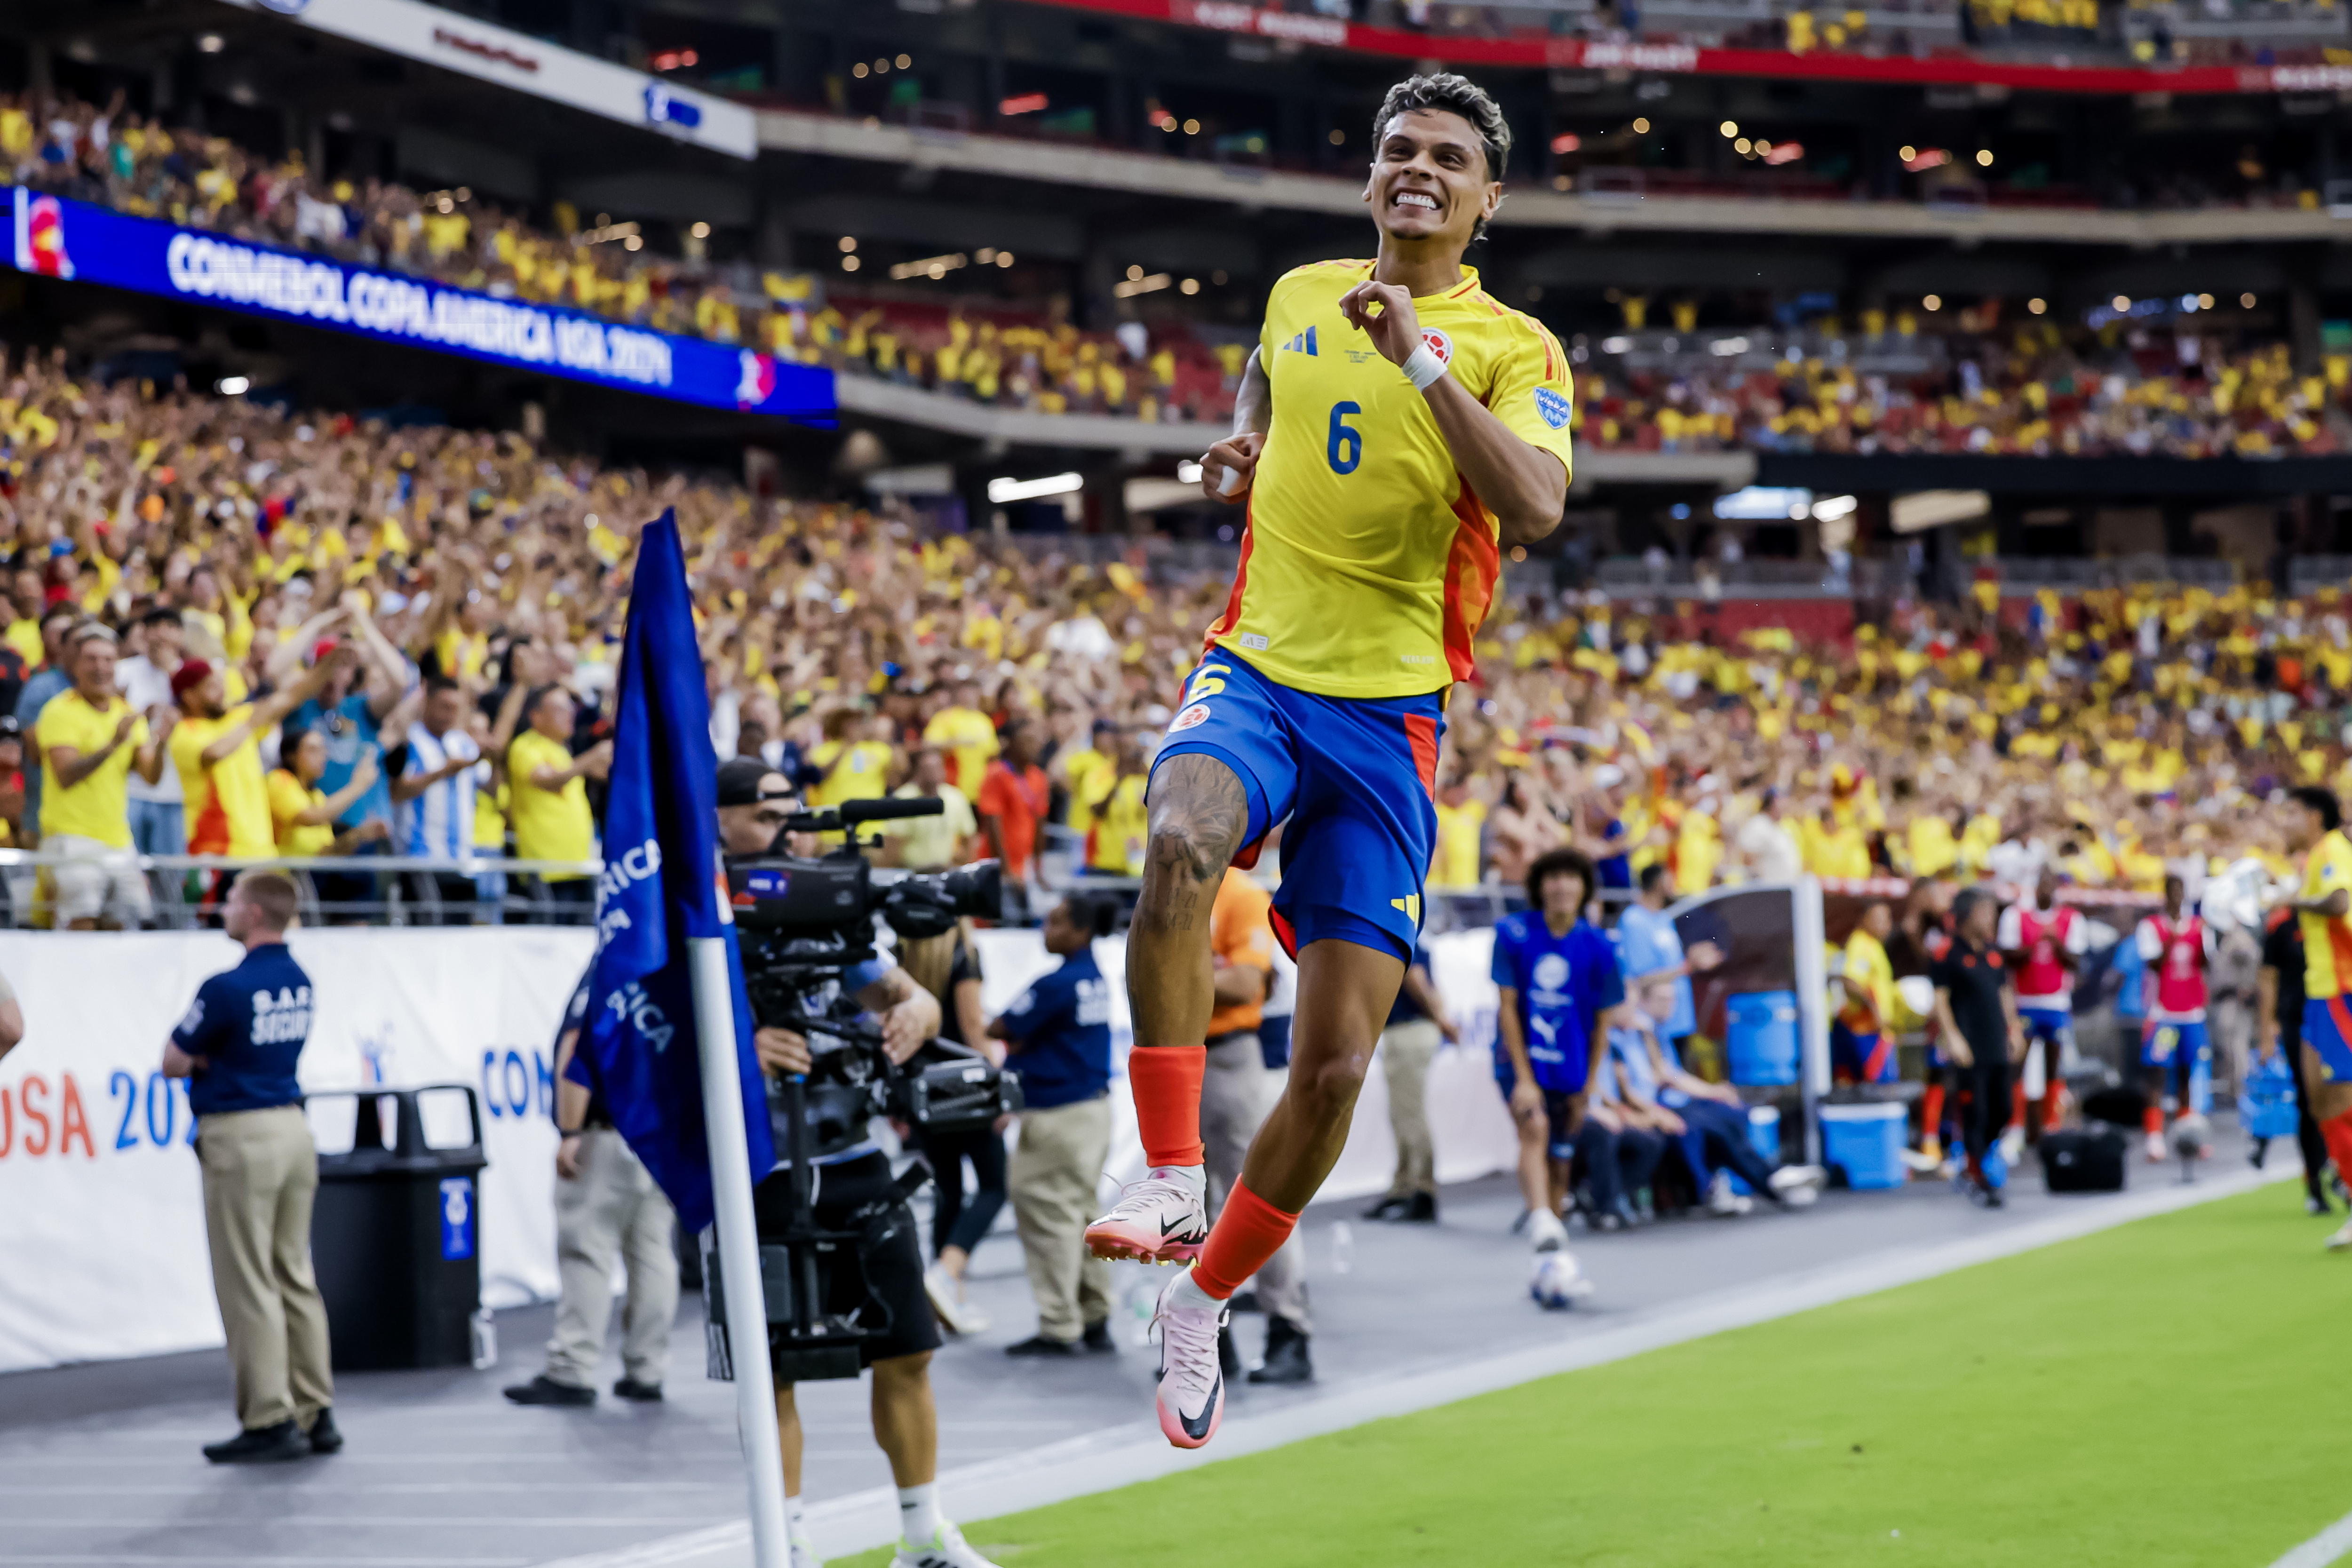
{"left": 852, "top": 1187, "right": 2352, "bottom": 1567}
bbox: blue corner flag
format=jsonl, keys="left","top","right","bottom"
{"left": 580, "top": 509, "right": 774, "bottom": 1234}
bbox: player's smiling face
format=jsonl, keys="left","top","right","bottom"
{"left": 1363, "top": 107, "right": 1499, "bottom": 249}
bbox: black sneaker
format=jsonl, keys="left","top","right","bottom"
{"left": 2311, "top": 1190, "right": 2334, "bottom": 1217}
{"left": 612, "top": 1378, "right": 664, "bottom": 1402}
{"left": 1247, "top": 1316, "right": 1313, "bottom": 1386}
{"left": 503, "top": 1375, "right": 596, "bottom": 1407}
{"left": 1362, "top": 1195, "right": 1408, "bottom": 1221}
{"left": 203, "top": 1420, "right": 307, "bottom": 1465}
{"left": 1399, "top": 1192, "right": 1438, "bottom": 1223}
{"left": 305, "top": 1409, "right": 343, "bottom": 1455}
{"left": 1080, "top": 1319, "right": 1116, "bottom": 1354}
{"left": 1004, "top": 1335, "right": 1080, "bottom": 1358}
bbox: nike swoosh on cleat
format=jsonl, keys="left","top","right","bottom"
{"left": 1180, "top": 1376, "right": 1221, "bottom": 1441}
{"left": 1159, "top": 1215, "right": 1203, "bottom": 1237}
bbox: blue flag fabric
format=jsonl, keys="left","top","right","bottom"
{"left": 580, "top": 509, "right": 774, "bottom": 1234}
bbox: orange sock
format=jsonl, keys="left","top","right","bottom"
{"left": 2041, "top": 1086, "right": 2065, "bottom": 1132}
{"left": 1193, "top": 1179, "right": 1300, "bottom": 1301}
{"left": 1920, "top": 1083, "right": 1945, "bottom": 1141}
{"left": 1129, "top": 1045, "right": 1207, "bottom": 1170}
{"left": 2143, "top": 1105, "right": 2165, "bottom": 1137}
{"left": 2323, "top": 1111, "right": 2352, "bottom": 1182}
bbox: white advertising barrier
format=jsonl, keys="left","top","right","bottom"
{"left": 969, "top": 926, "right": 1515, "bottom": 1204}
{"left": 0, "top": 924, "right": 1514, "bottom": 1374}
{"left": 0, "top": 929, "right": 591, "bottom": 1375}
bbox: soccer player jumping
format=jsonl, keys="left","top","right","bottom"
{"left": 1082, "top": 73, "right": 1573, "bottom": 1449}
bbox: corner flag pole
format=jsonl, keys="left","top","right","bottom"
{"left": 690, "top": 936, "right": 790, "bottom": 1568}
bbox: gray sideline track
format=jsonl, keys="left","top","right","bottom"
{"left": 0, "top": 1120, "right": 2304, "bottom": 1568}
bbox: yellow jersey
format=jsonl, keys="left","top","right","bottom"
{"left": 810, "top": 739, "right": 894, "bottom": 808}
{"left": 1084, "top": 772, "right": 1149, "bottom": 876}
{"left": 1432, "top": 797, "right": 1487, "bottom": 888}
{"left": 171, "top": 708, "right": 274, "bottom": 858}
{"left": 1839, "top": 929, "right": 1895, "bottom": 1032}
{"left": 268, "top": 769, "right": 334, "bottom": 856}
{"left": 1207, "top": 261, "right": 1574, "bottom": 698}
{"left": 38, "top": 690, "right": 146, "bottom": 849}
{"left": 2300, "top": 829, "right": 2352, "bottom": 1000}
{"left": 922, "top": 706, "right": 997, "bottom": 796}
{"left": 509, "top": 730, "right": 593, "bottom": 877}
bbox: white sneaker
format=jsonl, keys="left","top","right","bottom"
{"left": 791, "top": 1527, "right": 825, "bottom": 1568}
{"left": 1999, "top": 1127, "right": 2026, "bottom": 1168}
{"left": 892, "top": 1521, "right": 1002, "bottom": 1568}
{"left": 1151, "top": 1272, "right": 1227, "bottom": 1449}
{"left": 923, "top": 1262, "right": 989, "bottom": 1336}
{"left": 2327, "top": 1219, "right": 2352, "bottom": 1253}
{"left": 1768, "top": 1164, "right": 1828, "bottom": 1207}
{"left": 1707, "top": 1171, "right": 1754, "bottom": 1217}
{"left": 1085, "top": 1169, "right": 1210, "bottom": 1264}
{"left": 1526, "top": 1206, "right": 1570, "bottom": 1252}
{"left": 2145, "top": 1131, "right": 2169, "bottom": 1163}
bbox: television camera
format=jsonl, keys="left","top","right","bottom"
{"left": 705, "top": 794, "right": 1019, "bottom": 1382}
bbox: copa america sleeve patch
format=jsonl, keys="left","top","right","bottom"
{"left": 1534, "top": 387, "right": 1573, "bottom": 430}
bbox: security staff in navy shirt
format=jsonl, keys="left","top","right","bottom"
{"left": 161, "top": 869, "right": 340, "bottom": 1465}
{"left": 989, "top": 892, "right": 1116, "bottom": 1356}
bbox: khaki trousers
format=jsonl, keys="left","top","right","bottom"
{"left": 1009, "top": 1094, "right": 1113, "bottom": 1343}
{"left": 545, "top": 1128, "right": 678, "bottom": 1389}
{"left": 1202, "top": 1033, "right": 1309, "bottom": 1328}
{"left": 197, "top": 1105, "right": 334, "bottom": 1432}
{"left": 1378, "top": 1019, "right": 1444, "bottom": 1199}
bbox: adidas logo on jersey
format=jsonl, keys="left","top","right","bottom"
{"left": 1279, "top": 326, "right": 1318, "bottom": 356}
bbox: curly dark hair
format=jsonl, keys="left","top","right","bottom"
{"left": 1371, "top": 73, "right": 1511, "bottom": 239}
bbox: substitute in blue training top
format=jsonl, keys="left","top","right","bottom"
{"left": 1492, "top": 847, "right": 1622, "bottom": 1254}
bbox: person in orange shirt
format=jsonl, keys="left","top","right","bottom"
{"left": 977, "top": 718, "right": 1050, "bottom": 919}
{"left": 1200, "top": 867, "right": 1311, "bottom": 1385}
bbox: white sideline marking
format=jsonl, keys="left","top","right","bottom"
{"left": 2270, "top": 1509, "right": 2352, "bottom": 1568}
{"left": 535, "top": 1163, "right": 2296, "bottom": 1568}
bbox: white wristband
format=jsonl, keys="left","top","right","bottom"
{"left": 1402, "top": 342, "right": 1448, "bottom": 391}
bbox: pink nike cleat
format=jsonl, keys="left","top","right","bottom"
{"left": 1084, "top": 1170, "right": 1209, "bottom": 1263}
{"left": 1152, "top": 1272, "right": 1227, "bottom": 1449}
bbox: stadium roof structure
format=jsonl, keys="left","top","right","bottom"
{"left": 1012, "top": 0, "right": 2352, "bottom": 97}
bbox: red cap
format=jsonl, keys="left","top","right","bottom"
{"left": 169, "top": 659, "right": 213, "bottom": 701}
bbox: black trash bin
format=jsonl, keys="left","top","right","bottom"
{"left": 309, "top": 1085, "right": 489, "bottom": 1371}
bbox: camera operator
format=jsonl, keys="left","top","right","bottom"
{"left": 713, "top": 758, "right": 997, "bottom": 1568}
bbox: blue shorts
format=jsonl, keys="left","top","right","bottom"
{"left": 1154, "top": 650, "right": 1442, "bottom": 963}
{"left": 2305, "top": 998, "right": 2352, "bottom": 1083}
{"left": 1830, "top": 1023, "right": 1894, "bottom": 1084}
{"left": 2019, "top": 1007, "right": 2073, "bottom": 1054}
{"left": 2140, "top": 1018, "right": 2210, "bottom": 1071}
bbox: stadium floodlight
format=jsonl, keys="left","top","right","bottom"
{"left": 1812, "top": 494, "right": 1859, "bottom": 522}
{"left": 987, "top": 473, "right": 1083, "bottom": 504}
{"left": 197, "top": 33, "right": 224, "bottom": 52}
{"left": 1600, "top": 336, "right": 1633, "bottom": 355}
{"left": 1715, "top": 486, "right": 1811, "bottom": 521}
{"left": 1719, "top": 120, "right": 1738, "bottom": 136}
{"left": 1708, "top": 337, "right": 1749, "bottom": 357}
{"left": 216, "top": 377, "right": 250, "bottom": 396}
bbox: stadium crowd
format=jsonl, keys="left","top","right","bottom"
{"left": 21, "top": 83, "right": 2352, "bottom": 450}
{"left": 1585, "top": 324, "right": 2352, "bottom": 458}
{"left": 4, "top": 87, "right": 1237, "bottom": 425}
{"left": 0, "top": 339, "right": 2341, "bottom": 920}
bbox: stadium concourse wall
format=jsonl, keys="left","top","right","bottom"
{"left": 0, "top": 925, "right": 1520, "bottom": 1375}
